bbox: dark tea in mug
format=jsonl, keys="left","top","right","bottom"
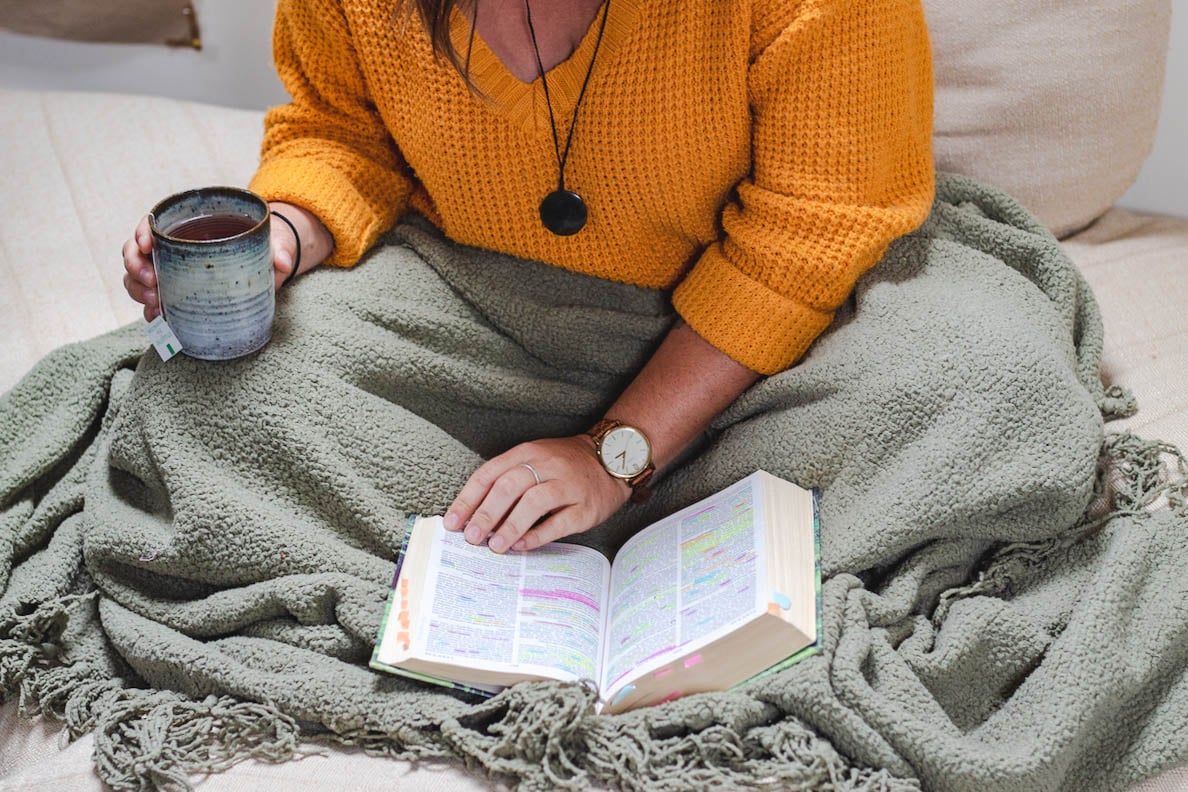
{"left": 165, "top": 214, "right": 258, "bottom": 242}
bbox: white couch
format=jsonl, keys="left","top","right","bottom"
{"left": 1, "top": 0, "right": 1186, "bottom": 789}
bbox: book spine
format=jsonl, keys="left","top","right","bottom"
{"left": 367, "top": 659, "right": 497, "bottom": 700}
{"left": 370, "top": 515, "right": 418, "bottom": 668}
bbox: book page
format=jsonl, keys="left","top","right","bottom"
{"left": 413, "top": 521, "right": 609, "bottom": 682}
{"left": 601, "top": 477, "right": 766, "bottom": 695}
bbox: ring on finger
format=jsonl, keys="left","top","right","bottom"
{"left": 520, "top": 462, "right": 542, "bottom": 486}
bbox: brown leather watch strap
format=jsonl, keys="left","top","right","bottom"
{"left": 586, "top": 418, "right": 619, "bottom": 444}
{"left": 625, "top": 467, "right": 654, "bottom": 503}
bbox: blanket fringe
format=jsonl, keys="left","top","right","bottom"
{"left": 318, "top": 717, "right": 454, "bottom": 761}
{"left": 90, "top": 691, "right": 303, "bottom": 792}
{"left": 1098, "top": 384, "right": 1139, "bottom": 422}
{"left": 935, "top": 432, "right": 1188, "bottom": 622}
{"left": 0, "top": 592, "right": 96, "bottom": 705}
{"left": 579, "top": 717, "right": 919, "bottom": 792}
{"left": 439, "top": 680, "right": 599, "bottom": 791}
{"left": 418, "top": 681, "right": 919, "bottom": 792}
{"left": 4, "top": 596, "right": 914, "bottom": 792}
{"left": 2, "top": 594, "right": 305, "bottom": 792}
{"left": 0, "top": 640, "right": 37, "bottom": 697}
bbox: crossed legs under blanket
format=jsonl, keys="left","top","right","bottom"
{"left": 2, "top": 174, "right": 1187, "bottom": 792}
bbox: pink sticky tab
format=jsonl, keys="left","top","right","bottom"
{"left": 683, "top": 654, "right": 703, "bottom": 669}
{"left": 660, "top": 690, "right": 683, "bottom": 704}
{"left": 653, "top": 666, "right": 673, "bottom": 679}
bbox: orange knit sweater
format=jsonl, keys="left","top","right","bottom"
{"left": 249, "top": 0, "right": 935, "bottom": 374}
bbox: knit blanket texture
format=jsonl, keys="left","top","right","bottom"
{"left": 2, "top": 174, "right": 1187, "bottom": 792}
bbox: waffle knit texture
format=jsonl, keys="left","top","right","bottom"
{"left": 248, "top": 0, "right": 936, "bottom": 374}
{"left": 4, "top": 176, "right": 1188, "bottom": 792}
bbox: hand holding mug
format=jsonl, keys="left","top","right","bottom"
{"left": 122, "top": 204, "right": 303, "bottom": 324}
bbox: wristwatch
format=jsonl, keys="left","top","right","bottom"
{"left": 586, "top": 419, "right": 655, "bottom": 503}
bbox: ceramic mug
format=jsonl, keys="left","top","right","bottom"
{"left": 148, "top": 187, "right": 274, "bottom": 360}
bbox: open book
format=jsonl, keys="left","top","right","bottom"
{"left": 371, "top": 470, "right": 820, "bottom": 714}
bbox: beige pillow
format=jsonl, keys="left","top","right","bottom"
{"left": 924, "top": 0, "right": 1171, "bottom": 238}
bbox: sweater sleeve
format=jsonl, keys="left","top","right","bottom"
{"left": 671, "top": 0, "right": 936, "bottom": 375}
{"left": 248, "top": 0, "right": 412, "bottom": 267}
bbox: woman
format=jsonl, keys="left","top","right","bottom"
{"left": 121, "top": 0, "right": 935, "bottom": 554}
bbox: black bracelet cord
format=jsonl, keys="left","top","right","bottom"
{"left": 271, "top": 210, "right": 302, "bottom": 287}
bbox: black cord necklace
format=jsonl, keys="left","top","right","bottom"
{"left": 524, "top": 0, "right": 611, "bottom": 236}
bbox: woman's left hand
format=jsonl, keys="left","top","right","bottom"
{"left": 444, "top": 436, "right": 630, "bottom": 553}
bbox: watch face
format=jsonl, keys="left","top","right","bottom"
{"left": 598, "top": 426, "right": 651, "bottom": 479}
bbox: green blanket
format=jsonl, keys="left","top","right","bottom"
{"left": 3, "top": 174, "right": 1187, "bottom": 792}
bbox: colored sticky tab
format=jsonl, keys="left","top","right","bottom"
{"left": 767, "top": 602, "right": 781, "bottom": 616}
{"left": 772, "top": 591, "right": 792, "bottom": 610}
{"left": 611, "top": 685, "right": 636, "bottom": 706}
{"left": 683, "top": 654, "right": 703, "bottom": 669}
{"left": 145, "top": 316, "right": 183, "bottom": 361}
{"left": 653, "top": 667, "right": 673, "bottom": 679}
{"left": 660, "top": 690, "right": 683, "bottom": 704}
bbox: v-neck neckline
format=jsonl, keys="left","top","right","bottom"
{"left": 448, "top": 0, "right": 639, "bottom": 131}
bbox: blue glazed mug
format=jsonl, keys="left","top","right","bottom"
{"left": 149, "top": 187, "right": 274, "bottom": 360}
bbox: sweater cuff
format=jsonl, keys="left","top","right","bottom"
{"left": 249, "top": 156, "right": 398, "bottom": 268}
{"left": 672, "top": 245, "right": 834, "bottom": 375}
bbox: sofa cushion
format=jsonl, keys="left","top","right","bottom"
{"left": 1063, "top": 207, "right": 1188, "bottom": 452}
{"left": 924, "top": 0, "right": 1172, "bottom": 238}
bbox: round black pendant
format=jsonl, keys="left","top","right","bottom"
{"left": 539, "top": 190, "right": 588, "bottom": 236}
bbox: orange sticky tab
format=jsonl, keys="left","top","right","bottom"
{"left": 768, "top": 602, "right": 781, "bottom": 616}
{"left": 398, "top": 611, "right": 410, "bottom": 628}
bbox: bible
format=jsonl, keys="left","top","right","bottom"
{"left": 370, "top": 470, "right": 820, "bottom": 714}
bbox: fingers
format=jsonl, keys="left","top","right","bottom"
{"left": 135, "top": 215, "right": 152, "bottom": 255}
{"left": 485, "top": 480, "right": 564, "bottom": 553}
{"left": 271, "top": 217, "right": 296, "bottom": 275}
{"left": 270, "top": 213, "right": 300, "bottom": 289}
{"left": 444, "top": 456, "right": 512, "bottom": 531}
{"left": 450, "top": 462, "right": 543, "bottom": 549}
{"left": 511, "top": 509, "right": 582, "bottom": 553}
{"left": 123, "top": 216, "right": 160, "bottom": 317}
{"left": 272, "top": 245, "right": 295, "bottom": 290}
{"left": 124, "top": 274, "right": 161, "bottom": 321}
{"left": 123, "top": 236, "right": 156, "bottom": 287}
{"left": 122, "top": 272, "right": 158, "bottom": 305}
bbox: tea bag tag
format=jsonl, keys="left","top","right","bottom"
{"left": 145, "top": 315, "right": 183, "bottom": 362}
